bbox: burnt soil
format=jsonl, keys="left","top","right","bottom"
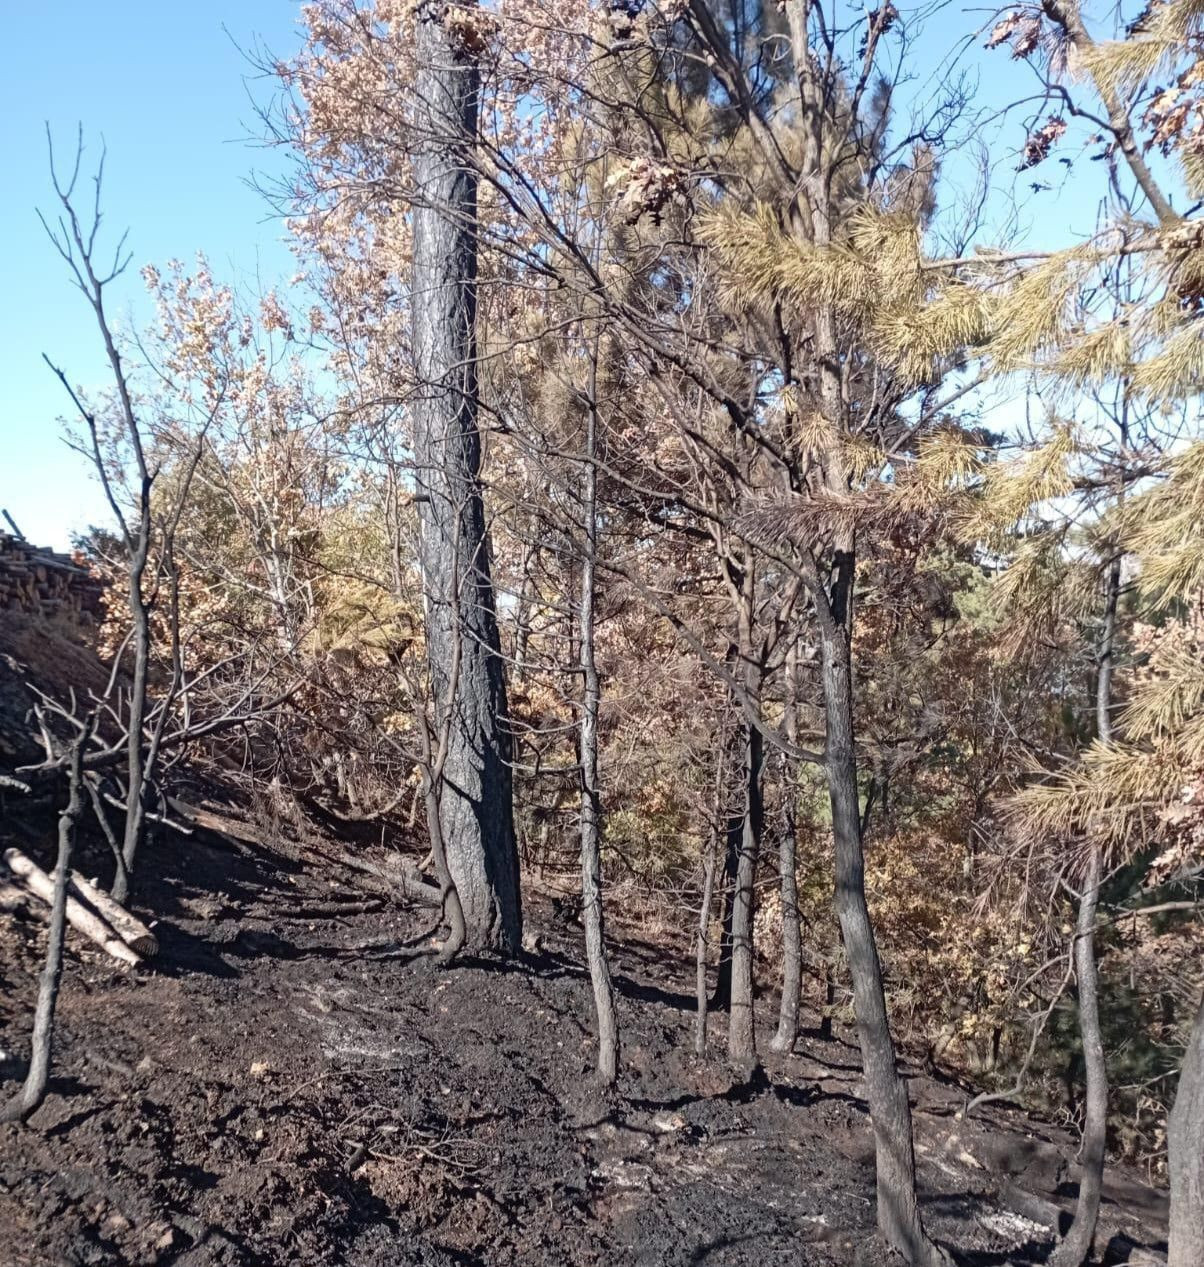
{"left": 0, "top": 810, "right": 1171, "bottom": 1267}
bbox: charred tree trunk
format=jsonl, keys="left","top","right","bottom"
{"left": 771, "top": 646, "right": 803, "bottom": 1054}
{"left": 695, "top": 831, "right": 719, "bottom": 1057}
{"left": 1167, "top": 991, "right": 1204, "bottom": 1267}
{"left": 727, "top": 714, "right": 763, "bottom": 1065}
{"left": 727, "top": 564, "right": 763, "bottom": 1067}
{"left": 696, "top": 732, "right": 727, "bottom": 1055}
{"left": 415, "top": 663, "right": 467, "bottom": 965}
{"left": 770, "top": 756, "right": 802, "bottom": 1054}
{"left": 2, "top": 726, "right": 89, "bottom": 1123}
{"left": 422, "top": 767, "right": 468, "bottom": 965}
{"left": 411, "top": 1, "right": 520, "bottom": 954}
{"left": 711, "top": 806, "right": 739, "bottom": 1012}
{"left": 578, "top": 381, "right": 618, "bottom": 1083}
{"left": 818, "top": 553, "right": 946, "bottom": 1267}
{"left": 1051, "top": 843, "right": 1106, "bottom": 1267}
{"left": 1052, "top": 550, "right": 1122, "bottom": 1267}
{"left": 818, "top": 958, "right": 836, "bottom": 1041}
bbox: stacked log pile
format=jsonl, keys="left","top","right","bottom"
{"left": 0, "top": 531, "right": 105, "bottom": 625}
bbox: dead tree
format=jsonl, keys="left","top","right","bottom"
{"left": 39, "top": 129, "right": 208, "bottom": 903}
{"left": 40, "top": 132, "right": 152, "bottom": 902}
{"left": 411, "top": 1, "right": 521, "bottom": 953}
{"left": 1, "top": 714, "right": 94, "bottom": 1124}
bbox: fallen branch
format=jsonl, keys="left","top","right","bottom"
{"left": 165, "top": 798, "right": 266, "bottom": 850}
{"left": 69, "top": 870, "right": 158, "bottom": 956}
{"left": 0, "top": 881, "right": 30, "bottom": 913}
{"left": 2, "top": 848, "right": 140, "bottom": 966}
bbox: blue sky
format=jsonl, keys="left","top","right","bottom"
{"left": 1, "top": 2, "right": 303, "bottom": 548}
{"left": 0, "top": 3, "right": 1165, "bottom": 549}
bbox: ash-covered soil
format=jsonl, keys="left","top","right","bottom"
{"left": 0, "top": 814, "right": 1170, "bottom": 1267}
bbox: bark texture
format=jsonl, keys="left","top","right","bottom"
{"left": 411, "top": 1, "right": 520, "bottom": 954}
{"left": 1167, "top": 992, "right": 1204, "bottom": 1267}
{"left": 820, "top": 576, "right": 947, "bottom": 1267}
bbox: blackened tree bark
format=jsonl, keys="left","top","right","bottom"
{"left": 411, "top": 1, "right": 520, "bottom": 954}
{"left": 727, "top": 561, "right": 764, "bottom": 1067}
{"left": 728, "top": 713, "right": 763, "bottom": 1065}
{"left": 695, "top": 832, "right": 719, "bottom": 1056}
{"left": 1168, "top": 991, "right": 1204, "bottom": 1267}
{"left": 1052, "top": 550, "right": 1121, "bottom": 1267}
{"left": 696, "top": 732, "right": 728, "bottom": 1054}
{"left": 711, "top": 810, "right": 739, "bottom": 1012}
{"left": 410, "top": 631, "right": 468, "bottom": 965}
{"left": 39, "top": 138, "right": 154, "bottom": 905}
{"left": 2, "top": 721, "right": 90, "bottom": 1124}
{"left": 113, "top": 486, "right": 151, "bottom": 904}
{"left": 770, "top": 646, "right": 803, "bottom": 1054}
{"left": 816, "top": 548, "right": 948, "bottom": 1267}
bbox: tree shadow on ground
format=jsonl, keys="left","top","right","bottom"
{"left": 617, "top": 1062, "right": 871, "bottom": 1117}
{"left": 687, "top": 1230, "right": 783, "bottom": 1263}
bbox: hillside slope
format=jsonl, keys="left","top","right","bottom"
{"left": 0, "top": 804, "right": 1171, "bottom": 1267}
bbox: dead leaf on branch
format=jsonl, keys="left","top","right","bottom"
{"left": 985, "top": 10, "right": 1042, "bottom": 59}
{"left": 1018, "top": 116, "right": 1067, "bottom": 171}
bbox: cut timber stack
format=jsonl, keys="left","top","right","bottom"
{"left": 0, "top": 530, "right": 105, "bottom": 626}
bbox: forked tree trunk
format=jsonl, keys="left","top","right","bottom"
{"left": 1053, "top": 551, "right": 1122, "bottom": 1267}
{"left": 411, "top": 0, "right": 520, "bottom": 954}
{"left": 819, "top": 582, "right": 947, "bottom": 1267}
{"left": 578, "top": 386, "right": 618, "bottom": 1083}
{"left": 2, "top": 729, "right": 89, "bottom": 1123}
{"left": 1167, "top": 991, "right": 1204, "bottom": 1267}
